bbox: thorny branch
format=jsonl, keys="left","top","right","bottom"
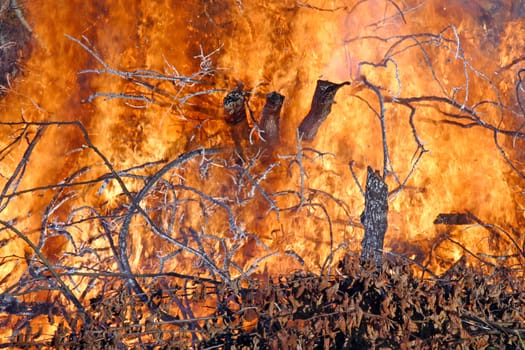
{"left": 0, "top": 125, "right": 45, "bottom": 212}
{"left": 0, "top": 115, "right": 354, "bottom": 344}
{"left": 66, "top": 35, "right": 224, "bottom": 108}
{"left": 346, "top": 25, "right": 525, "bottom": 203}
{"left": 0, "top": 219, "right": 90, "bottom": 324}
{"left": 1, "top": 18, "right": 525, "bottom": 347}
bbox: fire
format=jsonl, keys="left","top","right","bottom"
{"left": 0, "top": 0, "right": 524, "bottom": 346}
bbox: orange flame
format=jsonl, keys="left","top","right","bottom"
{"left": 0, "top": 0, "right": 524, "bottom": 345}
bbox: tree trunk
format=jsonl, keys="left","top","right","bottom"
{"left": 223, "top": 88, "right": 249, "bottom": 161}
{"left": 360, "top": 166, "right": 388, "bottom": 268}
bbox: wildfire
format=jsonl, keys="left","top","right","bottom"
{"left": 0, "top": 0, "right": 524, "bottom": 347}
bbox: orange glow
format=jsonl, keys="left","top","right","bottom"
{"left": 0, "top": 0, "right": 524, "bottom": 345}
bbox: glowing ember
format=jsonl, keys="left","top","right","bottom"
{"left": 0, "top": 0, "right": 524, "bottom": 346}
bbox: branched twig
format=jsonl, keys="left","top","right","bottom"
{"left": 0, "top": 126, "right": 45, "bottom": 212}
{"left": 0, "top": 219, "right": 91, "bottom": 324}
{"left": 361, "top": 77, "right": 391, "bottom": 180}
{"left": 66, "top": 35, "right": 223, "bottom": 109}
{"left": 349, "top": 161, "right": 365, "bottom": 197}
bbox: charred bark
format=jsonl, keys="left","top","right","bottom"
{"left": 0, "top": 1, "right": 31, "bottom": 97}
{"left": 260, "top": 91, "right": 285, "bottom": 146}
{"left": 223, "top": 88, "right": 249, "bottom": 161}
{"left": 360, "top": 167, "right": 388, "bottom": 268}
{"left": 434, "top": 213, "right": 474, "bottom": 225}
{"left": 223, "top": 88, "right": 247, "bottom": 125}
{"left": 297, "top": 80, "right": 350, "bottom": 141}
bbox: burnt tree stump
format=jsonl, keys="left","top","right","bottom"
{"left": 223, "top": 88, "right": 249, "bottom": 161}
{"left": 223, "top": 88, "right": 247, "bottom": 125}
{"left": 360, "top": 166, "right": 388, "bottom": 268}
{"left": 297, "top": 80, "right": 349, "bottom": 141}
{"left": 260, "top": 91, "right": 285, "bottom": 146}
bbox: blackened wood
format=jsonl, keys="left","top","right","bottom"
{"left": 223, "top": 88, "right": 246, "bottom": 125}
{"left": 298, "top": 80, "right": 350, "bottom": 141}
{"left": 433, "top": 213, "right": 474, "bottom": 225}
{"left": 230, "top": 119, "right": 250, "bottom": 162}
{"left": 0, "top": 3, "right": 31, "bottom": 98}
{"left": 223, "top": 88, "right": 250, "bottom": 160}
{"left": 260, "top": 91, "right": 285, "bottom": 145}
{"left": 0, "top": 293, "right": 57, "bottom": 316}
{"left": 223, "top": 88, "right": 249, "bottom": 161}
{"left": 360, "top": 166, "right": 388, "bottom": 268}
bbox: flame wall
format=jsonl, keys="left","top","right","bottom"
{"left": 0, "top": 2, "right": 524, "bottom": 342}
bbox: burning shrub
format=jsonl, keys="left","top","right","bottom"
{"left": 1, "top": 0, "right": 525, "bottom": 349}
{"left": 198, "top": 257, "right": 525, "bottom": 349}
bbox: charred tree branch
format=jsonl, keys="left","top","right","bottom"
{"left": 298, "top": 80, "right": 350, "bottom": 141}
{"left": 0, "top": 219, "right": 91, "bottom": 324}
{"left": 361, "top": 78, "right": 391, "bottom": 180}
{"left": 0, "top": 126, "right": 45, "bottom": 212}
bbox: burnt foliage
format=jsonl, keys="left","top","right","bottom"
{"left": 3, "top": 4, "right": 525, "bottom": 348}
{"left": 198, "top": 256, "right": 525, "bottom": 349}
{"left": 6, "top": 255, "right": 523, "bottom": 349}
